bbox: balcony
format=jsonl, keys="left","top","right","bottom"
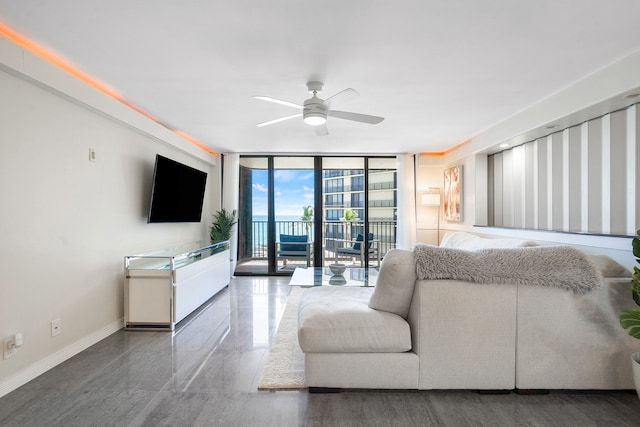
{"left": 236, "top": 219, "right": 397, "bottom": 273}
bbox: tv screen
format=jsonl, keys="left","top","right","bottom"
{"left": 148, "top": 155, "right": 207, "bottom": 223}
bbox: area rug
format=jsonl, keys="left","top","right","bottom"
{"left": 257, "top": 288, "right": 306, "bottom": 390}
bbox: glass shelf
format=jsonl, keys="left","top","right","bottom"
{"left": 125, "top": 241, "right": 230, "bottom": 271}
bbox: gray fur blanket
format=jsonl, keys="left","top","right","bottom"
{"left": 414, "top": 244, "right": 603, "bottom": 295}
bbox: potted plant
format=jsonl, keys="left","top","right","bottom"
{"left": 619, "top": 229, "right": 640, "bottom": 398}
{"left": 210, "top": 208, "right": 237, "bottom": 245}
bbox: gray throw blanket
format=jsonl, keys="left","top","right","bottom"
{"left": 414, "top": 244, "right": 603, "bottom": 295}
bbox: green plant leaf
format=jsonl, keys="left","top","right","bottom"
{"left": 620, "top": 309, "right": 640, "bottom": 340}
{"left": 629, "top": 232, "right": 640, "bottom": 308}
{"left": 627, "top": 326, "right": 640, "bottom": 339}
{"left": 620, "top": 316, "right": 640, "bottom": 328}
{"left": 620, "top": 233, "right": 640, "bottom": 338}
{"left": 633, "top": 230, "right": 640, "bottom": 259}
{"left": 620, "top": 308, "right": 640, "bottom": 318}
{"left": 210, "top": 208, "right": 237, "bottom": 243}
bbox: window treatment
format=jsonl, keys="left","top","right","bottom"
{"left": 396, "top": 154, "right": 417, "bottom": 249}
{"left": 222, "top": 153, "right": 240, "bottom": 272}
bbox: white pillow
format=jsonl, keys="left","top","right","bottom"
{"left": 368, "top": 249, "right": 417, "bottom": 319}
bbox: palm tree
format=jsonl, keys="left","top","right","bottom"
{"left": 341, "top": 208, "right": 359, "bottom": 240}
{"left": 300, "top": 205, "right": 313, "bottom": 236}
{"left": 342, "top": 208, "right": 359, "bottom": 221}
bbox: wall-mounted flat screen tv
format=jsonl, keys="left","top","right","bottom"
{"left": 148, "top": 154, "right": 207, "bottom": 223}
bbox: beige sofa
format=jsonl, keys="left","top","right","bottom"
{"left": 297, "top": 232, "right": 638, "bottom": 390}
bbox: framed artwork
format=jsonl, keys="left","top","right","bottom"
{"left": 443, "top": 165, "right": 462, "bottom": 221}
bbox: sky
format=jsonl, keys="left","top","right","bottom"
{"left": 251, "top": 169, "right": 315, "bottom": 218}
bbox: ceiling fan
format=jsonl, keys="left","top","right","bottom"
{"left": 254, "top": 81, "right": 384, "bottom": 136}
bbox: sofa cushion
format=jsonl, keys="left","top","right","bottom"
{"left": 440, "top": 231, "right": 537, "bottom": 250}
{"left": 298, "top": 287, "right": 412, "bottom": 353}
{"left": 279, "top": 234, "right": 308, "bottom": 252}
{"left": 368, "top": 249, "right": 417, "bottom": 318}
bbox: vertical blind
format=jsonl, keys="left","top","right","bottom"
{"left": 488, "top": 104, "right": 639, "bottom": 236}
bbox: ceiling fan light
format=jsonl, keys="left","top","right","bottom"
{"left": 303, "top": 113, "right": 326, "bottom": 126}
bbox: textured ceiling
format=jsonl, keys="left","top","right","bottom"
{"left": 1, "top": 0, "right": 640, "bottom": 154}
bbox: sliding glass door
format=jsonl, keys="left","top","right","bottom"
{"left": 235, "top": 156, "right": 314, "bottom": 275}
{"left": 321, "top": 157, "right": 397, "bottom": 268}
{"left": 321, "top": 157, "right": 365, "bottom": 265}
{"left": 237, "top": 157, "right": 269, "bottom": 274}
{"left": 235, "top": 155, "right": 397, "bottom": 275}
{"left": 273, "top": 157, "right": 315, "bottom": 272}
{"left": 367, "top": 157, "right": 398, "bottom": 265}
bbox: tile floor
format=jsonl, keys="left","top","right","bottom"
{"left": 1, "top": 276, "right": 640, "bottom": 426}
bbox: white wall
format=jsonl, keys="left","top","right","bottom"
{"left": 0, "top": 39, "right": 220, "bottom": 396}
{"left": 415, "top": 156, "right": 443, "bottom": 245}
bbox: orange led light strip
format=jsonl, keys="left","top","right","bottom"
{"left": 421, "top": 138, "right": 471, "bottom": 156}
{"left": 0, "top": 22, "right": 216, "bottom": 155}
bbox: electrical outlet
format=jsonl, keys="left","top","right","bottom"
{"left": 51, "top": 319, "right": 61, "bottom": 337}
{"left": 3, "top": 338, "right": 16, "bottom": 359}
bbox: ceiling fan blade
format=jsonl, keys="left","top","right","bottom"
{"left": 256, "top": 113, "right": 302, "bottom": 127}
{"left": 253, "top": 96, "right": 303, "bottom": 110}
{"left": 323, "top": 88, "right": 359, "bottom": 108}
{"left": 314, "top": 123, "right": 329, "bottom": 136}
{"left": 327, "top": 110, "right": 384, "bottom": 124}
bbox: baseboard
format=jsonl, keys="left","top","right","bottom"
{"left": 478, "top": 389, "right": 513, "bottom": 395}
{"left": 308, "top": 387, "right": 342, "bottom": 394}
{"left": 515, "top": 389, "right": 550, "bottom": 395}
{"left": 0, "top": 318, "right": 124, "bottom": 398}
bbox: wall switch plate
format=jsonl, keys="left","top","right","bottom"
{"left": 51, "top": 319, "right": 61, "bottom": 337}
{"left": 89, "top": 148, "right": 96, "bottom": 162}
{"left": 3, "top": 338, "right": 16, "bottom": 359}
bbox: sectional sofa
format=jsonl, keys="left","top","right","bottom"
{"left": 297, "top": 232, "right": 638, "bottom": 390}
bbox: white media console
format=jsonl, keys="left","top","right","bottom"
{"left": 124, "top": 241, "right": 231, "bottom": 330}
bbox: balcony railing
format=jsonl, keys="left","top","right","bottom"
{"left": 323, "top": 200, "right": 365, "bottom": 208}
{"left": 323, "top": 184, "right": 365, "bottom": 193}
{"left": 242, "top": 220, "right": 397, "bottom": 263}
{"left": 369, "top": 181, "right": 396, "bottom": 191}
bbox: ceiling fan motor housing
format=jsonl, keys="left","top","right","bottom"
{"left": 303, "top": 95, "right": 327, "bottom": 125}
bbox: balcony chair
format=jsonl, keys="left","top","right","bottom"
{"left": 335, "top": 233, "right": 380, "bottom": 267}
{"left": 276, "top": 234, "right": 313, "bottom": 268}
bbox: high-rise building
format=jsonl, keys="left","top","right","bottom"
{"left": 322, "top": 168, "right": 397, "bottom": 258}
